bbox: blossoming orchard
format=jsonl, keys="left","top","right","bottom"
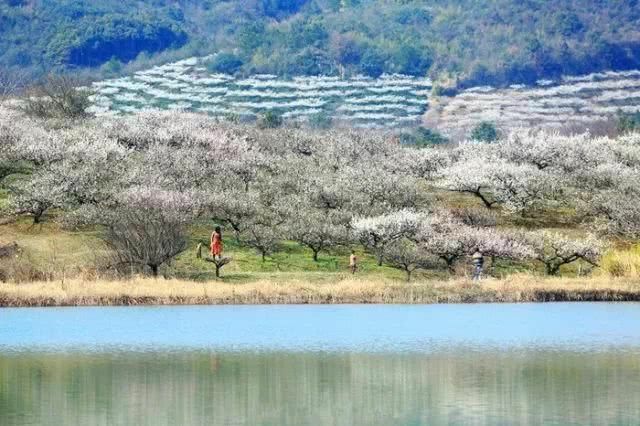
{"left": 3, "top": 102, "right": 638, "bottom": 280}
{"left": 87, "top": 57, "right": 431, "bottom": 129}
{"left": 431, "top": 70, "right": 640, "bottom": 138}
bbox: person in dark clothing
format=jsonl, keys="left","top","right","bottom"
{"left": 472, "top": 249, "right": 484, "bottom": 281}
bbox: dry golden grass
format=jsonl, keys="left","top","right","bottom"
{"left": 600, "top": 245, "right": 640, "bottom": 279}
{"left": 1, "top": 274, "right": 639, "bottom": 307}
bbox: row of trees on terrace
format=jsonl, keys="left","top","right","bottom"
{"left": 1, "top": 109, "right": 636, "bottom": 279}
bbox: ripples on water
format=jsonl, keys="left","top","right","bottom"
{"left": 1, "top": 303, "right": 639, "bottom": 425}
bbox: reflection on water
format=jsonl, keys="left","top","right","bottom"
{"left": 1, "top": 351, "right": 639, "bottom": 425}
{"left": 1, "top": 303, "right": 640, "bottom": 425}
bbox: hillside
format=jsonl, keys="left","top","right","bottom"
{"left": 426, "top": 69, "right": 640, "bottom": 138}
{"left": 1, "top": 0, "right": 640, "bottom": 89}
{"left": 88, "top": 57, "right": 640, "bottom": 132}
{"left": 0, "top": 0, "right": 187, "bottom": 75}
{"left": 88, "top": 57, "right": 431, "bottom": 128}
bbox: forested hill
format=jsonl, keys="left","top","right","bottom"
{"left": 2, "top": 0, "right": 640, "bottom": 88}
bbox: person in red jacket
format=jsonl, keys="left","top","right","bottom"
{"left": 211, "top": 226, "right": 223, "bottom": 260}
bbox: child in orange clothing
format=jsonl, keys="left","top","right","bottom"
{"left": 349, "top": 251, "right": 357, "bottom": 274}
{"left": 211, "top": 226, "right": 223, "bottom": 260}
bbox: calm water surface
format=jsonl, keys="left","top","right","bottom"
{"left": 1, "top": 303, "right": 639, "bottom": 425}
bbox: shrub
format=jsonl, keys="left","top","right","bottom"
{"left": 20, "top": 75, "right": 93, "bottom": 119}
{"left": 257, "top": 111, "right": 284, "bottom": 129}
{"left": 207, "top": 53, "right": 244, "bottom": 75}
{"left": 0, "top": 68, "right": 27, "bottom": 98}
{"left": 0, "top": 244, "right": 47, "bottom": 283}
{"left": 101, "top": 56, "right": 123, "bottom": 76}
{"left": 400, "top": 127, "right": 448, "bottom": 147}
{"left": 617, "top": 112, "right": 640, "bottom": 135}
{"left": 470, "top": 121, "right": 500, "bottom": 142}
{"left": 601, "top": 245, "right": 640, "bottom": 278}
{"left": 308, "top": 112, "right": 333, "bottom": 129}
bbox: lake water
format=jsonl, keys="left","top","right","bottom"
{"left": 1, "top": 303, "right": 639, "bottom": 425}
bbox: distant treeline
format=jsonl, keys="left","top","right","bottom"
{"left": 1, "top": 0, "right": 640, "bottom": 88}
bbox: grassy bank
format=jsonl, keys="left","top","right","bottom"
{"left": 1, "top": 275, "right": 639, "bottom": 307}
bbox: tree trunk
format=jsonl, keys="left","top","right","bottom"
{"left": 262, "top": 252, "right": 266, "bottom": 262}
{"left": 475, "top": 189, "right": 495, "bottom": 209}
{"left": 312, "top": 249, "right": 319, "bottom": 262}
{"left": 150, "top": 265, "right": 159, "bottom": 277}
{"left": 227, "top": 222, "right": 242, "bottom": 243}
{"left": 205, "top": 256, "right": 230, "bottom": 278}
{"left": 406, "top": 268, "right": 412, "bottom": 282}
{"left": 442, "top": 256, "right": 456, "bottom": 274}
{"left": 545, "top": 262, "right": 560, "bottom": 276}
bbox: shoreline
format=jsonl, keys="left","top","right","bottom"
{"left": 1, "top": 275, "right": 639, "bottom": 307}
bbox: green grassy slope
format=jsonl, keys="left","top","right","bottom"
{"left": 0, "top": 191, "right": 608, "bottom": 284}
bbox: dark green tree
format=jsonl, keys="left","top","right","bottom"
{"left": 258, "top": 111, "right": 284, "bottom": 129}
{"left": 360, "top": 48, "right": 386, "bottom": 78}
{"left": 400, "top": 128, "right": 448, "bottom": 147}
{"left": 470, "top": 122, "right": 500, "bottom": 142}
{"left": 101, "top": 56, "right": 122, "bottom": 76}
{"left": 618, "top": 112, "right": 640, "bottom": 134}
{"left": 208, "top": 53, "right": 244, "bottom": 74}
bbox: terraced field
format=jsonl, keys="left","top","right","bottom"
{"left": 89, "top": 58, "right": 640, "bottom": 133}
{"left": 429, "top": 70, "right": 640, "bottom": 137}
{"left": 89, "top": 57, "right": 431, "bottom": 128}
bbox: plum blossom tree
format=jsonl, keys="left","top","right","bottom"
{"left": 352, "top": 209, "right": 424, "bottom": 266}
{"left": 289, "top": 209, "right": 350, "bottom": 262}
{"left": 85, "top": 187, "right": 199, "bottom": 277}
{"left": 487, "top": 160, "right": 553, "bottom": 214}
{"left": 493, "top": 130, "right": 610, "bottom": 173}
{"left": 7, "top": 175, "right": 66, "bottom": 224}
{"left": 383, "top": 238, "right": 439, "bottom": 282}
{"left": 241, "top": 221, "right": 284, "bottom": 262}
{"left": 5, "top": 125, "right": 131, "bottom": 223}
{"left": 439, "top": 145, "right": 553, "bottom": 213}
{"left": 418, "top": 212, "right": 533, "bottom": 272}
{"left": 52, "top": 133, "right": 130, "bottom": 207}
{"left": 589, "top": 190, "right": 640, "bottom": 239}
{"left": 522, "top": 231, "right": 604, "bottom": 275}
{"left": 439, "top": 147, "right": 499, "bottom": 209}
{"left": 450, "top": 207, "right": 497, "bottom": 228}
{"left": 569, "top": 163, "right": 640, "bottom": 239}
{"left": 228, "top": 182, "right": 294, "bottom": 261}
{"left": 397, "top": 147, "right": 450, "bottom": 181}
{"left": 2, "top": 107, "right": 635, "bottom": 281}
{"left": 207, "top": 190, "right": 261, "bottom": 242}
{"left": 0, "top": 109, "right": 27, "bottom": 180}
{"left": 348, "top": 165, "right": 422, "bottom": 212}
